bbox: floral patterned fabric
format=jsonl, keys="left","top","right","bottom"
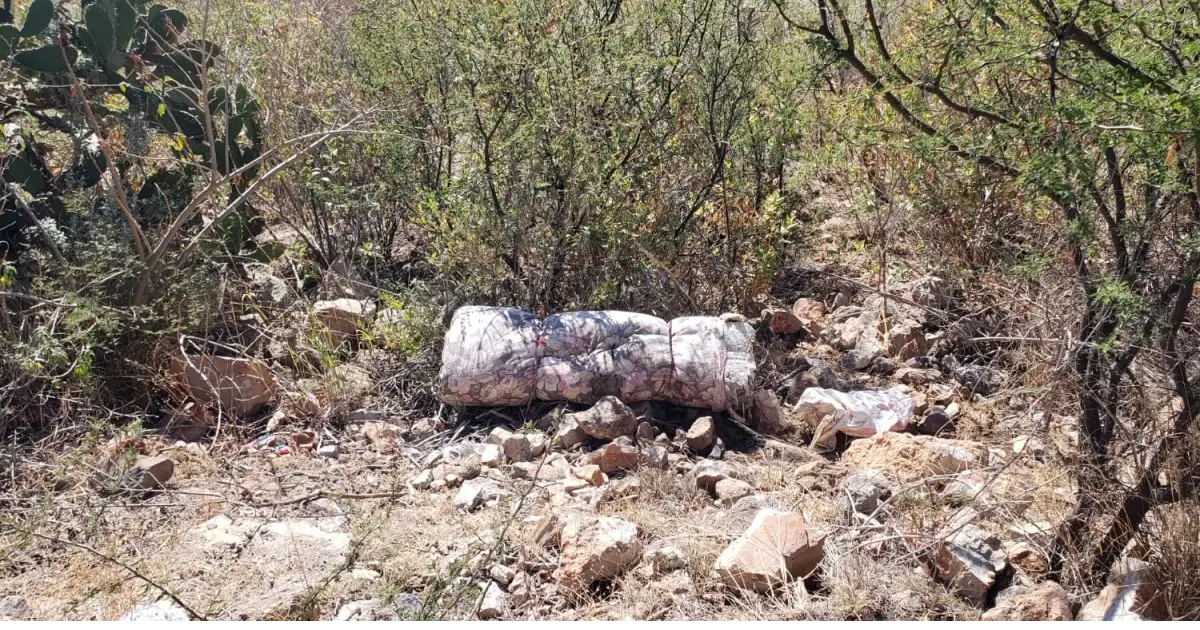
{"left": 437, "top": 306, "right": 755, "bottom": 410}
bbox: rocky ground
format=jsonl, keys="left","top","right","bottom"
{"left": 0, "top": 220, "right": 1168, "bottom": 621}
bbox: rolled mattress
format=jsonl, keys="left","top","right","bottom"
{"left": 436, "top": 306, "right": 755, "bottom": 410}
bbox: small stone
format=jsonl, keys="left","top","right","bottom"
{"left": 953, "top": 364, "right": 1003, "bottom": 396}
{"left": 312, "top": 298, "right": 377, "bottom": 343}
{"left": 563, "top": 477, "right": 592, "bottom": 493}
{"left": 409, "top": 469, "right": 433, "bottom": 490}
{"left": 791, "top": 298, "right": 827, "bottom": 334}
{"left": 0, "top": 595, "right": 31, "bottom": 619}
{"left": 686, "top": 416, "right": 715, "bottom": 451}
{"left": 842, "top": 468, "right": 891, "bottom": 516}
{"left": 896, "top": 367, "right": 942, "bottom": 385}
{"left": 476, "top": 581, "right": 508, "bottom": 619}
{"left": 639, "top": 444, "right": 668, "bottom": 469}
{"left": 120, "top": 599, "right": 190, "bottom": 621}
{"left": 714, "top": 478, "right": 754, "bottom": 505}
{"left": 527, "top": 433, "right": 547, "bottom": 457}
{"left": 489, "top": 564, "right": 515, "bottom": 587}
{"left": 636, "top": 422, "right": 656, "bottom": 441}
{"left": 918, "top": 406, "right": 955, "bottom": 436}
{"left": 654, "top": 433, "right": 671, "bottom": 446}
{"left": 714, "top": 509, "right": 824, "bottom": 592}
{"left": 752, "top": 390, "right": 786, "bottom": 434}
{"left": 764, "top": 307, "right": 804, "bottom": 334}
{"left": 982, "top": 582, "right": 1072, "bottom": 621}
{"left": 570, "top": 396, "right": 638, "bottom": 440}
{"left": 643, "top": 544, "right": 687, "bottom": 575}
{"left": 573, "top": 465, "right": 607, "bottom": 486}
{"left": 606, "top": 476, "right": 641, "bottom": 501}
{"left": 552, "top": 415, "right": 587, "bottom": 450}
{"left": 555, "top": 514, "right": 642, "bottom": 592}
{"left": 362, "top": 422, "right": 401, "bottom": 447}
{"left": 317, "top": 444, "right": 339, "bottom": 459}
{"left": 454, "top": 478, "right": 505, "bottom": 511}
{"left": 693, "top": 460, "right": 733, "bottom": 492}
{"left": 842, "top": 348, "right": 877, "bottom": 371}
{"left": 123, "top": 456, "right": 175, "bottom": 491}
{"left": 480, "top": 444, "right": 503, "bottom": 467}
{"left": 594, "top": 441, "right": 639, "bottom": 473}
{"left": 1078, "top": 557, "right": 1163, "bottom": 620}
{"left": 1005, "top": 541, "right": 1049, "bottom": 577}
{"left": 709, "top": 438, "right": 725, "bottom": 459}
{"left": 933, "top": 524, "right": 1007, "bottom": 605}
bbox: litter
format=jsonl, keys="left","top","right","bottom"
{"left": 437, "top": 306, "right": 754, "bottom": 410}
{"left": 793, "top": 387, "right": 914, "bottom": 451}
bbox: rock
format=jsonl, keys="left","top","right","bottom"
{"left": 510, "top": 461, "right": 552, "bottom": 480}
{"left": 933, "top": 524, "right": 1008, "bottom": 605}
{"left": 643, "top": 544, "right": 687, "bottom": 575}
{"left": 842, "top": 468, "right": 891, "bottom": 516}
{"left": 714, "top": 509, "right": 824, "bottom": 592}
{"left": 693, "top": 460, "right": 734, "bottom": 492}
{"left": 791, "top": 298, "right": 827, "bottom": 334}
{"left": 0, "top": 595, "right": 31, "bottom": 619}
{"left": 953, "top": 364, "right": 1003, "bottom": 396}
{"left": 1004, "top": 541, "right": 1049, "bottom": 578}
{"left": 639, "top": 444, "right": 668, "bottom": 469}
{"left": 752, "top": 390, "right": 786, "bottom": 434}
{"left": 121, "top": 599, "right": 190, "bottom": 621}
{"left": 556, "top": 515, "right": 642, "bottom": 592}
{"left": 896, "top": 367, "right": 942, "bottom": 385}
{"left": 317, "top": 444, "right": 339, "bottom": 459}
{"left": 362, "top": 422, "right": 401, "bottom": 448}
{"left": 123, "top": 456, "right": 175, "bottom": 491}
{"left": 636, "top": 422, "right": 656, "bottom": 441}
{"left": 527, "top": 433, "right": 547, "bottom": 457}
{"left": 312, "top": 298, "right": 377, "bottom": 343}
{"left": 886, "top": 322, "right": 929, "bottom": 361}
{"left": 842, "top": 348, "right": 877, "bottom": 372}
{"left": 488, "top": 564, "right": 516, "bottom": 587}
{"left": 910, "top": 275, "right": 955, "bottom": 310}
{"left": 1078, "top": 558, "right": 1163, "bottom": 621}
{"left": 594, "top": 440, "right": 639, "bottom": 473}
{"left": 328, "top": 363, "right": 374, "bottom": 401}
{"left": 710, "top": 437, "right": 725, "bottom": 459}
{"left": 480, "top": 444, "right": 503, "bottom": 467}
{"left": 573, "top": 465, "right": 607, "bottom": 486}
{"left": 982, "top": 582, "right": 1072, "bottom": 621}
{"left": 487, "top": 427, "right": 531, "bottom": 463}
{"left": 714, "top": 478, "right": 754, "bottom": 505}
{"left": 605, "top": 476, "right": 641, "bottom": 501}
{"left": 552, "top": 414, "right": 587, "bottom": 450}
{"left": 476, "top": 581, "right": 508, "bottom": 619}
{"left": 686, "top": 416, "right": 715, "bottom": 451}
{"left": 918, "top": 406, "right": 955, "bottom": 436}
{"left": 454, "top": 478, "right": 505, "bottom": 511}
{"left": 842, "top": 433, "right": 988, "bottom": 482}
{"left": 563, "top": 477, "right": 593, "bottom": 494}
{"left": 168, "top": 354, "right": 275, "bottom": 417}
{"left": 409, "top": 469, "right": 434, "bottom": 490}
{"left": 571, "top": 396, "right": 638, "bottom": 440}
{"left": 763, "top": 307, "right": 804, "bottom": 334}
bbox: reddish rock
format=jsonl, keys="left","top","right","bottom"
{"left": 686, "top": 417, "right": 715, "bottom": 451}
{"left": 714, "top": 509, "right": 824, "bottom": 592}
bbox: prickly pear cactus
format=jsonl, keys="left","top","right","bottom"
{"left": 1, "top": 0, "right": 263, "bottom": 257}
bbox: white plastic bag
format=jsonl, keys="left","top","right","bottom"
{"left": 793, "top": 387, "right": 914, "bottom": 451}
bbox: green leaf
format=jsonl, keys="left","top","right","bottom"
{"left": 115, "top": 0, "right": 137, "bottom": 50}
{"left": 84, "top": 2, "right": 116, "bottom": 61}
{"left": 20, "top": 0, "right": 54, "bottom": 37}
{"left": 13, "top": 44, "right": 71, "bottom": 73}
{"left": 0, "top": 25, "right": 20, "bottom": 58}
